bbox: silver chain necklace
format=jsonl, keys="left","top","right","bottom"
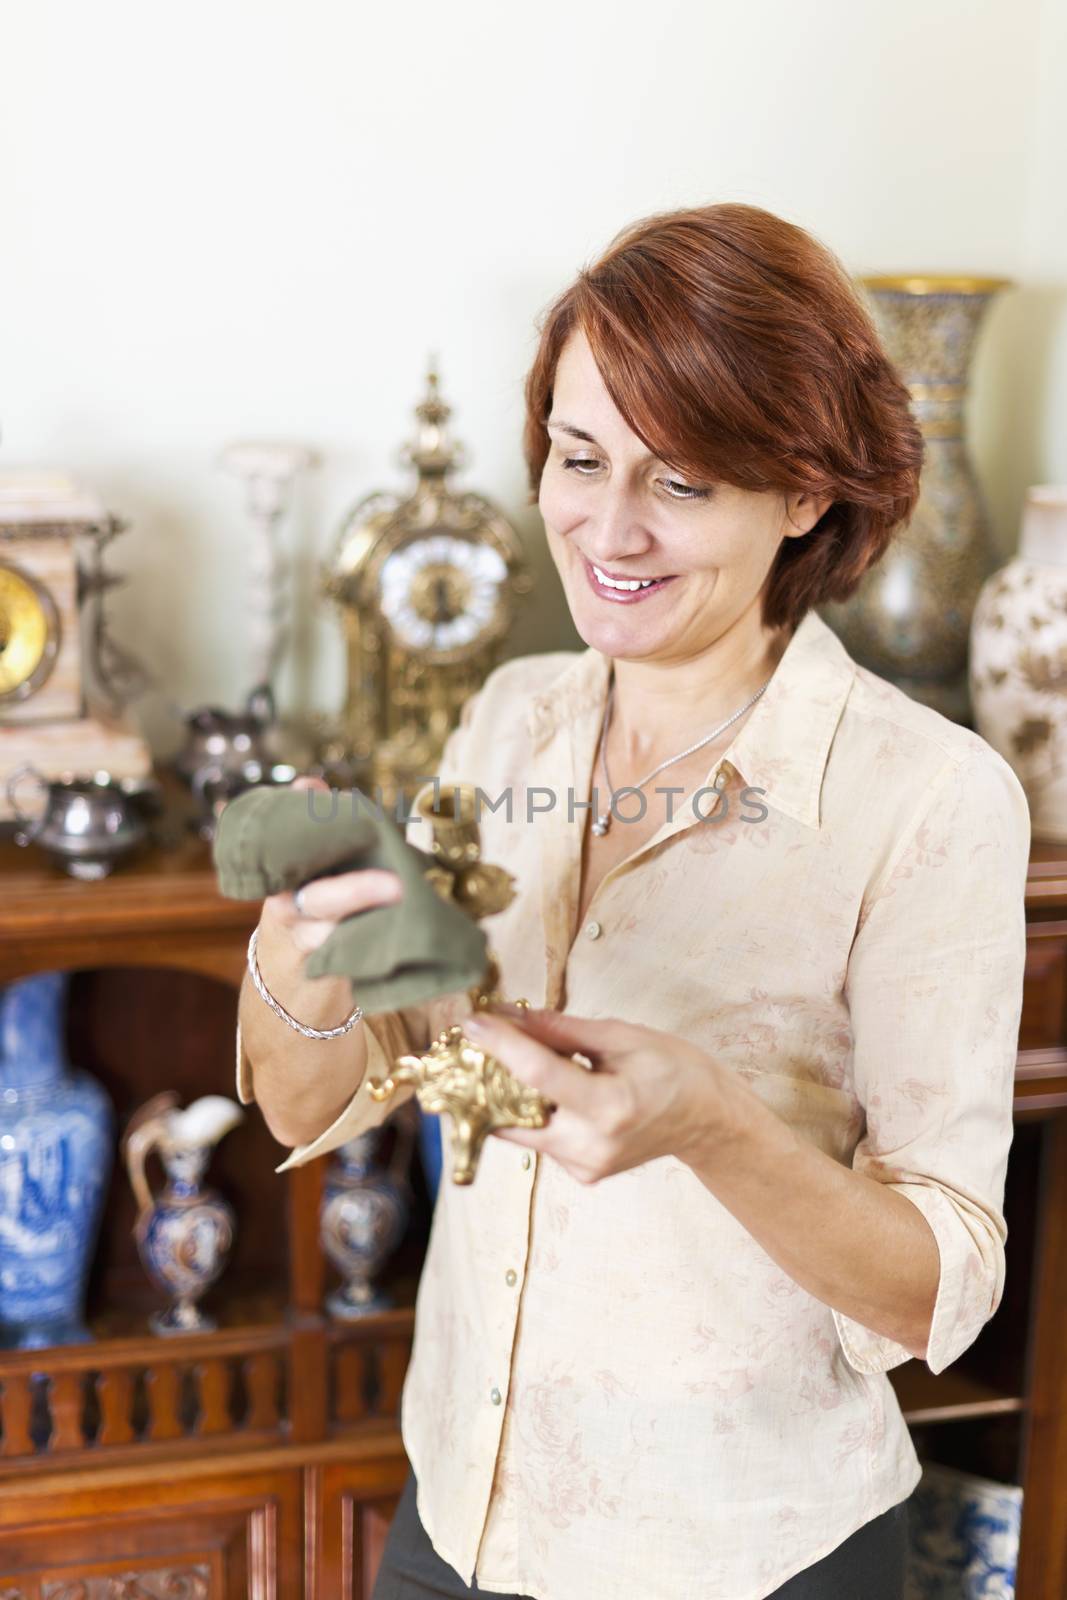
{"left": 591, "top": 670, "right": 770, "bottom": 836}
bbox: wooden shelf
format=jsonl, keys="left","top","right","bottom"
{"left": 1027, "top": 842, "right": 1067, "bottom": 907}
{"left": 0, "top": 1291, "right": 418, "bottom": 1485}
{"left": 0, "top": 782, "right": 418, "bottom": 1594}
{"left": 890, "top": 1362, "right": 1027, "bottom": 1425}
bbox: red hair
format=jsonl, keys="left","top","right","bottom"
{"left": 523, "top": 203, "right": 924, "bottom": 633}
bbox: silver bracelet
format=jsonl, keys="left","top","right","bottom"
{"left": 246, "top": 927, "right": 364, "bottom": 1039}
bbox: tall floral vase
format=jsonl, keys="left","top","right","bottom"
{"left": 0, "top": 971, "right": 113, "bottom": 1349}
{"left": 970, "top": 487, "right": 1067, "bottom": 842}
{"left": 820, "top": 274, "right": 1011, "bottom": 725}
{"left": 124, "top": 1093, "right": 245, "bottom": 1336}
{"left": 320, "top": 1120, "right": 413, "bottom": 1319}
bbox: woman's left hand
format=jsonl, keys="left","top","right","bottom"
{"left": 464, "top": 1005, "right": 741, "bottom": 1184}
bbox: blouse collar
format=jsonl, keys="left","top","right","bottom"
{"left": 524, "top": 608, "right": 856, "bottom": 832}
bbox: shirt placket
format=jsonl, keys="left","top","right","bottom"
{"left": 470, "top": 703, "right": 737, "bottom": 1582}
{"left": 468, "top": 713, "right": 581, "bottom": 1580}
{"left": 468, "top": 1138, "right": 541, "bottom": 1584}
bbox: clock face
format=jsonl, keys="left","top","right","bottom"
{"left": 0, "top": 562, "right": 59, "bottom": 701}
{"left": 378, "top": 534, "right": 508, "bottom": 655}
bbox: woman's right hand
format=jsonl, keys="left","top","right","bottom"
{"left": 257, "top": 774, "right": 404, "bottom": 955}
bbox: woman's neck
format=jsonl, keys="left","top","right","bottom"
{"left": 607, "top": 619, "right": 792, "bottom": 771}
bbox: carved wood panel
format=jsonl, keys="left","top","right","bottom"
{"left": 309, "top": 1460, "right": 408, "bottom": 1600}
{"left": 43, "top": 1563, "right": 209, "bottom": 1597}
{"left": 0, "top": 1465, "right": 302, "bottom": 1599}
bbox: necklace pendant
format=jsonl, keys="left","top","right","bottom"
{"left": 591, "top": 813, "right": 611, "bottom": 837}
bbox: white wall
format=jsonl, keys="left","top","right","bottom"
{"left": 2, "top": 0, "right": 1062, "bottom": 757}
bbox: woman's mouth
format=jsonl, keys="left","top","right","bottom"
{"left": 581, "top": 553, "right": 677, "bottom": 603}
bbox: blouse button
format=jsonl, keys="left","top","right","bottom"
{"left": 521, "top": 1154, "right": 532, "bottom": 1171}
{"left": 584, "top": 919, "right": 602, "bottom": 940}
{"left": 505, "top": 1268, "right": 517, "bottom": 1286}
{"left": 490, "top": 1386, "right": 503, "bottom": 1405}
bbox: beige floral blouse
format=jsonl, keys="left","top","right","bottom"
{"left": 237, "top": 606, "right": 1031, "bottom": 1600}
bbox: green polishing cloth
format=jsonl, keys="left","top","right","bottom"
{"left": 212, "top": 784, "right": 490, "bottom": 1013}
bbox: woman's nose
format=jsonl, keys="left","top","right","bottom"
{"left": 572, "top": 483, "right": 654, "bottom": 564}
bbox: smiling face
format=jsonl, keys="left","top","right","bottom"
{"left": 538, "top": 328, "right": 820, "bottom": 667}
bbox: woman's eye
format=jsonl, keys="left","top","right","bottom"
{"left": 661, "top": 477, "right": 710, "bottom": 501}
{"left": 559, "top": 455, "right": 710, "bottom": 500}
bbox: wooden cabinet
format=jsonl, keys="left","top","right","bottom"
{"left": 2, "top": 814, "right": 1067, "bottom": 1594}
{"left": 0, "top": 1463, "right": 305, "bottom": 1598}
{"left": 884, "top": 841, "right": 1067, "bottom": 1598}
{"left": 0, "top": 807, "right": 417, "bottom": 1600}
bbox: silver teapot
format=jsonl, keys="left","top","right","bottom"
{"left": 171, "top": 682, "right": 317, "bottom": 837}
{"left": 172, "top": 683, "right": 278, "bottom": 794}
{"left": 6, "top": 766, "right": 159, "bottom": 879}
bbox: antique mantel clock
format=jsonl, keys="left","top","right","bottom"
{"left": 322, "top": 364, "right": 532, "bottom": 803}
{"left": 0, "top": 472, "right": 152, "bottom": 821}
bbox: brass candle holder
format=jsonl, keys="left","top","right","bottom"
{"left": 364, "top": 782, "right": 553, "bottom": 1184}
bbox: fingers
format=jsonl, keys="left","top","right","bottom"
{"left": 262, "top": 868, "right": 403, "bottom": 954}
{"left": 464, "top": 1013, "right": 600, "bottom": 1113}
{"left": 261, "top": 772, "right": 402, "bottom": 929}
{"left": 293, "top": 869, "right": 403, "bottom": 921}
{"left": 484, "top": 1005, "right": 632, "bottom": 1062}
{"left": 263, "top": 867, "right": 403, "bottom": 936}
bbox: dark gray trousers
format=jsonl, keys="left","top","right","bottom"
{"left": 372, "top": 1468, "right": 910, "bottom": 1599}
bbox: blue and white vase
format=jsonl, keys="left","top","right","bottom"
{"left": 320, "top": 1124, "right": 412, "bottom": 1318}
{"left": 906, "top": 1460, "right": 1023, "bottom": 1598}
{"left": 0, "top": 970, "right": 113, "bottom": 1349}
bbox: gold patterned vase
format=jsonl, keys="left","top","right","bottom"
{"left": 820, "top": 274, "right": 1011, "bottom": 724}
{"left": 970, "top": 487, "right": 1067, "bottom": 842}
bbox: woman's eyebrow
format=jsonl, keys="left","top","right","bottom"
{"left": 546, "top": 418, "right": 600, "bottom": 444}
{"left": 546, "top": 417, "right": 662, "bottom": 468}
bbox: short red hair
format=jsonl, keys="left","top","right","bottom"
{"left": 523, "top": 203, "right": 924, "bottom": 633}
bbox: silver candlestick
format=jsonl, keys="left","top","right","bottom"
{"left": 219, "top": 440, "right": 319, "bottom": 693}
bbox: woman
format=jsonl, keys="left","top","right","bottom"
{"left": 236, "top": 204, "right": 1031, "bottom": 1600}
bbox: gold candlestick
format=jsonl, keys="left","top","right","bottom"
{"left": 364, "top": 783, "right": 552, "bottom": 1184}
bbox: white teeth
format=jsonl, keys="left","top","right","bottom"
{"left": 592, "top": 563, "right": 660, "bottom": 591}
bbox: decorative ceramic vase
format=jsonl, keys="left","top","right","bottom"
{"left": 905, "top": 1460, "right": 1022, "bottom": 1597}
{"left": 0, "top": 970, "right": 113, "bottom": 1349}
{"left": 970, "top": 486, "right": 1067, "bottom": 841}
{"left": 123, "top": 1093, "right": 244, "bottom": 1336}
{"left": 320, "top": 1119, "right": 413, "bottom": 1319}
{"left": 417, "top": 1109, "right": 443, "bottom": 1203}
{"left": 820, "top": 273, "right": 1011, "bottom": 724}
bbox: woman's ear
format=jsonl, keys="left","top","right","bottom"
{"left": 783, "top": 490, "right": 834, "bottom": 537}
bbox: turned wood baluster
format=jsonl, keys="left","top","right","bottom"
{"left": 195, "top": 1358, "right": 231, "bottom": 1435}
{"left": 97, "top": 1368, "right": 135, "bottom": 1447}
{"left": 48, "top": 1371, "right": 85, "bottom": 1453}
{"left": 145, "top": 1363, "right": 184, "bottom": 1442}
{"left": 243, "top": 1351, "right": 279, "bottom": 1433}
{"left": 0, "top": 1373, "right": 34, "bottom": 1457}
{"left": 334, "top": 1343, "right": 370, "bottom": 1425}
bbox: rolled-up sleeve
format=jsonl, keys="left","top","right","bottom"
{"left": 831, "top": 747, "right": 1031, "bottom": 1376}
{"left": 269, "top": 1009, "right": 422, "bottom": 1171}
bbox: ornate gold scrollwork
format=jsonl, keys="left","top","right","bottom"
{"left": 364, "top": 782, "right": 552, "bottom": 1184}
